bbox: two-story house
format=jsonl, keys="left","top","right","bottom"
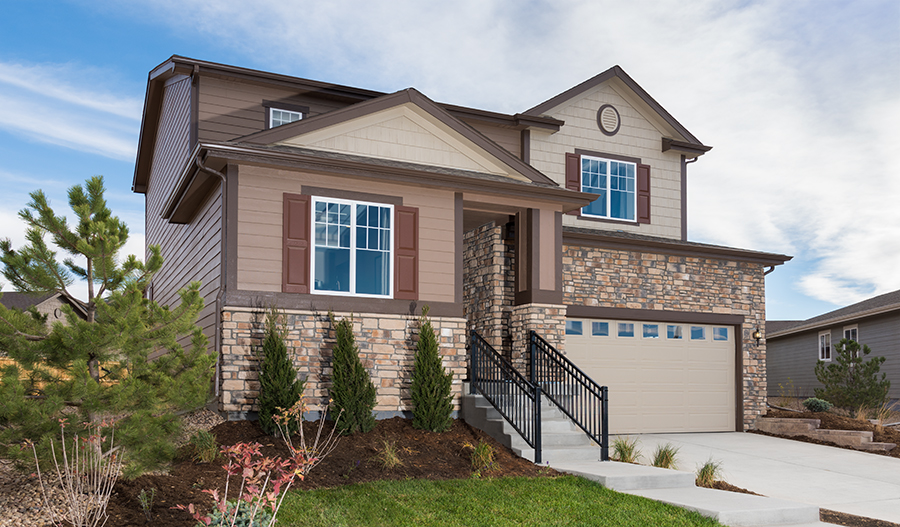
{"left": 133, "top": 56, "right": 789, "bottom": 433}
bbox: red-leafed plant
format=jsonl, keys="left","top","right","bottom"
{"left": 174, "top": 396, "right": 341, "bottom": 526}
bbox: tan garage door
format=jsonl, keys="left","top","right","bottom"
{"left": 565, "top": 319, "right": 736, "bottom": 434}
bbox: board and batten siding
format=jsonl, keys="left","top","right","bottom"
{"left": 768, "top": 311, "right": 900, "bottom": 400}
{"left": 145, "top": 75, "right": 222, "bottom": 351}
{"left": 529, "top": 81, "right": 683, "bottom": 240}
{"left": 197, "top": 76, "right": 352, "bottom": 143}
{"left": 236, "top": 165, "right": 456, "bottom": 303}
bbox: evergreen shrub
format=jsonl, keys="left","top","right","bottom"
{"left": 410, "top": 306, "right": 453, "bottom": 432}
{"left": 814, "top": 338, "right": 891, "bottom": 411}
{"left": 329, "top": 313, "right": 376, "bottom": 435}
{"left": 257, "top": 307, "right": 304, "bottom": 436}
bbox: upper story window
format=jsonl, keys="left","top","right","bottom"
{"left": 580, "top": 155, "right": 636, "bottom": 221}
{"left": 270, "top": 108, "right": 303, "bottom": 128}
{"left": 818, "top": 331, "right": 832, "bottom": 361}
{"left": 312, "top": 197, "right": 393, "bottom": 297}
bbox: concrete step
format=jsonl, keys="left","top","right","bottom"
{"left": 517, "top": 445, "right": 603, "bottom": 464}
{"left": 756, "top": 418, "right": 896, "bottom": 452}
{"left": 627, "top": 486, "right": 820, "bottom": 527}
{"left": 551, "top": 460, "right": 696, "bottom": 491}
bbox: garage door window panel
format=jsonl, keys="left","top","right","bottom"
{"left": 618, "top": 323, "right": 635, "bottom": 337}
{"left": 667, "top": 325, "right": 683, "bottom": 339}
{"left": 565, "top": 320, "right": 583, "bottom": 336}
{"left": 713, "top": 327, "right": 729, "bottom": 341}
{"left": 691, "top": 326, "right": 706, "bottom": 340}
{"left": 643, "top": 324, "right": 659, "bottom": 339}
{"left": 592, "top": 322, "right": 609, "bottom": 337}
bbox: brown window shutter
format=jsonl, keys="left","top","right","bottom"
{"left": 565, "top": 152, "right": 581, "bottom": 216}
{"left": 394, "top": 205, "right": 419, "bottom": 300}
{"left": 637, "top": 163, "right": 651, "bottom": 224}
{"left": 283, "top": 193, "right": 310, "bottom": 293}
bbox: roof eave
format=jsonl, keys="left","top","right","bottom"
{"left": 768, "top": 304, "right": 900, "bottom": 339}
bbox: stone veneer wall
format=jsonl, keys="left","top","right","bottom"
{"left": 463, "top": 223, "right": 515, "bottom": 354}
{"left": 219, "top": 308, "right": 467, "bottom": 420}
{"left": 509, "top": 303, "right": 567, "bottom": 374}
{"left": 562, "top": 245, "right": 767, "bottom": 430}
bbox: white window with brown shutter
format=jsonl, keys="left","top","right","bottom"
{"left": 565, "top": 152, "right": 651, "bottom": 224}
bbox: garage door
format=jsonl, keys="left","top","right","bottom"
{"left": 565, "top": 319, "right": 736, "bottom": 434}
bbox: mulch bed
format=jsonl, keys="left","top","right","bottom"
{"left": 755, "top": 410, "right": 900, "bottom": 459}
{"left": 103, "top": 418, "right": 554, "bottom": 526}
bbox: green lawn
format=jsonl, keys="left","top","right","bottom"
{"left": 276, "top": 475, "right": 722, "bottom": 526}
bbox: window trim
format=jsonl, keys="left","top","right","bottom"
{"left": 310, "top": 196, "right": 394, "bottom": 299}
{"left": 579, "top": 153, "right": 638, "bottom": 222}
{"left": 818, "top": 331, "right": 832, "bottom": 362}
{"left": 263, "top": 100, "right": 309, "bottom": 129}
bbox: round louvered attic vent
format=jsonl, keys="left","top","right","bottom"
{"left": 597, "top": 104, "right": 620, "bottom": 136}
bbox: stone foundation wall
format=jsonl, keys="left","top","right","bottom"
{"left": 219, "top": 308, "right": 467, "bottom": 420}
{"left": 563, "top": 245, "right": 767, "bottom": 430}
{"left": 463, "top": 223, "right": 515, "bottom": 354}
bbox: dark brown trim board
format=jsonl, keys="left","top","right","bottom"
{"left": 574, "top": 149, "right": 641, "bottom": 165}
{"left": 565, "top": 305, "right": 745, "bottom": 325}
{"left": 300, "top": 186, "right": 404, "bottom": 206}
{"left": 515, "top": 289, "right": 563, "bottom": 305}
{"left": 225, "top": 164, "right": 239, "bottom": 292}
{"left": 224, "top": 290, "right": 463, "bottom": 318}
{"left": 520, "top": 129, "right": 530, "bottom": 164}
{"left": 680, "top": 155, "right": 688, "bottom": 241}
{"left": 662, "top": 137, "right": 712, "bottom": 157}
{"left": 734, "top": 330, "right": 744, "bottom": 432}
{"left": 455, "top": 192, "right": 464, "bottom": 305}
{"left": 555, "top": 211, "right": 563, "bottom": 294}
{"left": 190, "top": 65, "right": 199, "bottom": 148}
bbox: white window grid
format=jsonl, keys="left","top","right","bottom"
{"left": 311, "top": 197, "right": 393, "bottom": 298}
{"left": 270, "top": 108, "right": 303, "bottom": 128}
{"left": 580, "top": 155, "right": 636, "bottom": 221}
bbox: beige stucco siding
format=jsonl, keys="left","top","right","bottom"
{"left": 146, "top": 75, "right": 222, "bottom": 349}
{"left": 529, "top": 81, "right": 683, "bottom": 239}
{"left": 236, "top": 165, "right": 456, "bottom": 303}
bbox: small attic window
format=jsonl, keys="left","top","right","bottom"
{"left": 597, "top": 104, "right": 620, "bottom": 136}
{"left": 262, "top": 101, "right": 310, "bottom": 129}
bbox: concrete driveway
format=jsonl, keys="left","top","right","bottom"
{"left": 633, "top": 432, "right": 900, "bottom": 524}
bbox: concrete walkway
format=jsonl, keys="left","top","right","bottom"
{"left": 635, "top": 432, "right": 900, "bottom": 525}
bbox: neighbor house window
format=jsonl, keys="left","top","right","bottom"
{"left": 618, "top": 323, "right": 635, "bottom": 337}
{"left": 580, "top": 155, "right": 636, "bottom": 221}
{"left": 713, "top": 327, "right": 729, "bottom": 341}
{"left": 818, "top": 331, "right": 832, "bottom": 361}
{"left": 312, "top": 197, "right": 392, "bottom": 297}
{"left": 565, "top": 320, "right": 583, "bottom": 335}
{"left": 667, "top": 325, "right": 683, "bottom": 339}
{"left": 270, "top": 108, "right": 303, "bottom": 128}
{"left": 691, "top": 326, "right": 706, "bottom": 340}
{"left": 592, "top": 322, "right": 609, "bottom": 336}
{"left": 843, "top": 325, "right": 858, "bottom": 343}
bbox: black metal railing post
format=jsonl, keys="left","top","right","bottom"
{"left": 530, "top": 331, "right": 610, "bottom": 462}
{"left": 534, "top": 383, "right": 542, "bottom": 464}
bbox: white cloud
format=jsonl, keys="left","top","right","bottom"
{"left": 0, "top": 61, "right": 141, "bottom": 160}
{"left": 97, "top": 0, "right": 900, "bottom": 308}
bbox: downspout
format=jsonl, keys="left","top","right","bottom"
{"left": 195, "top": 152, "right": 227, "bottom": 398}
{"left": 763, "top": 266, "right": 776, "bottom": 276}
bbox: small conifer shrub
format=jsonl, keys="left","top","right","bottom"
{"left": 802, "top": 397, "right": 833, "bottom": 413}
{"left": 329, "top": 313, "right": 377, "bottom": 435}
{"left": 411, "top": 306, "right": 454, "bottom": 432}
{"left": 257, "top": 307, "right": 304, "bottom": 436}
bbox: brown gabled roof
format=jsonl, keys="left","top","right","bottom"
{"left": 238, "top": 87, "right": 558, "bottom": 187}
{"left": 524, "top": 65, "right": 711, "bottom": 154}
{"left": 132, "top": 56, "right": 563, "bottom": 194}
{"left": 768, "top": 289, "right": 900, "bottom": 339}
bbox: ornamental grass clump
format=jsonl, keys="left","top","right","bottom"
{"left": 695, "top": 458, "right": 724, "bottom": 488}
{"left": 328, "top": 313, "right": 376, "bottom": 435}
{"left": 651, "top": 443, "right": 680, "bottom": 470}
{"left": 411, "top": 306, "right": 453, "bottom": 433}
{"left": 610, "top": 436, "right": 642, "bottom": 464}
{"left": 257, "top": 306, "right": 304, "bottom": 436}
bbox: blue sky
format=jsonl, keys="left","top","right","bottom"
{"left": 0, "top": 0, "right": 898, "bottom": 321}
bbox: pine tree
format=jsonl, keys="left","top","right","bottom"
{"left": 815, "top": 338, "right": 891, "bottom": 411}
{"left": 328, "top": 313, "right": 376, "bottom": 435}
{"left": 0, "top": 176, "right": 216, "bottom": 477}
{"left": 257, "top": 306, "right": 304, "bottom": 436}
{"left": 411, "top": 306, "right": 453, "bottom": 432}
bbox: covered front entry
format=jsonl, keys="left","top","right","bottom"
{"left": 565, "top": 318, "right": 737, "bottom": 434}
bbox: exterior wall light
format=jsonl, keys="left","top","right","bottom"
{"left": 752, "top": 327, "right": 762, "bottom": 345}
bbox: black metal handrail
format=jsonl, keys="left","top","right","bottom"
{"left": 530, "top": 331, "right": 609, "bottom": 461}
{"left": 470, "top": 331, "right": 542, "bottom": 464}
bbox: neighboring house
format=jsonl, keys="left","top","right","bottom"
{"left": 133, "top": 56, "right": 789, "bottom": 432}
{"left": 767, "top": 289, "right": 900, "bottom": 401}
{"left": 0, "top": 291, "right": 87, "bottom": 327}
